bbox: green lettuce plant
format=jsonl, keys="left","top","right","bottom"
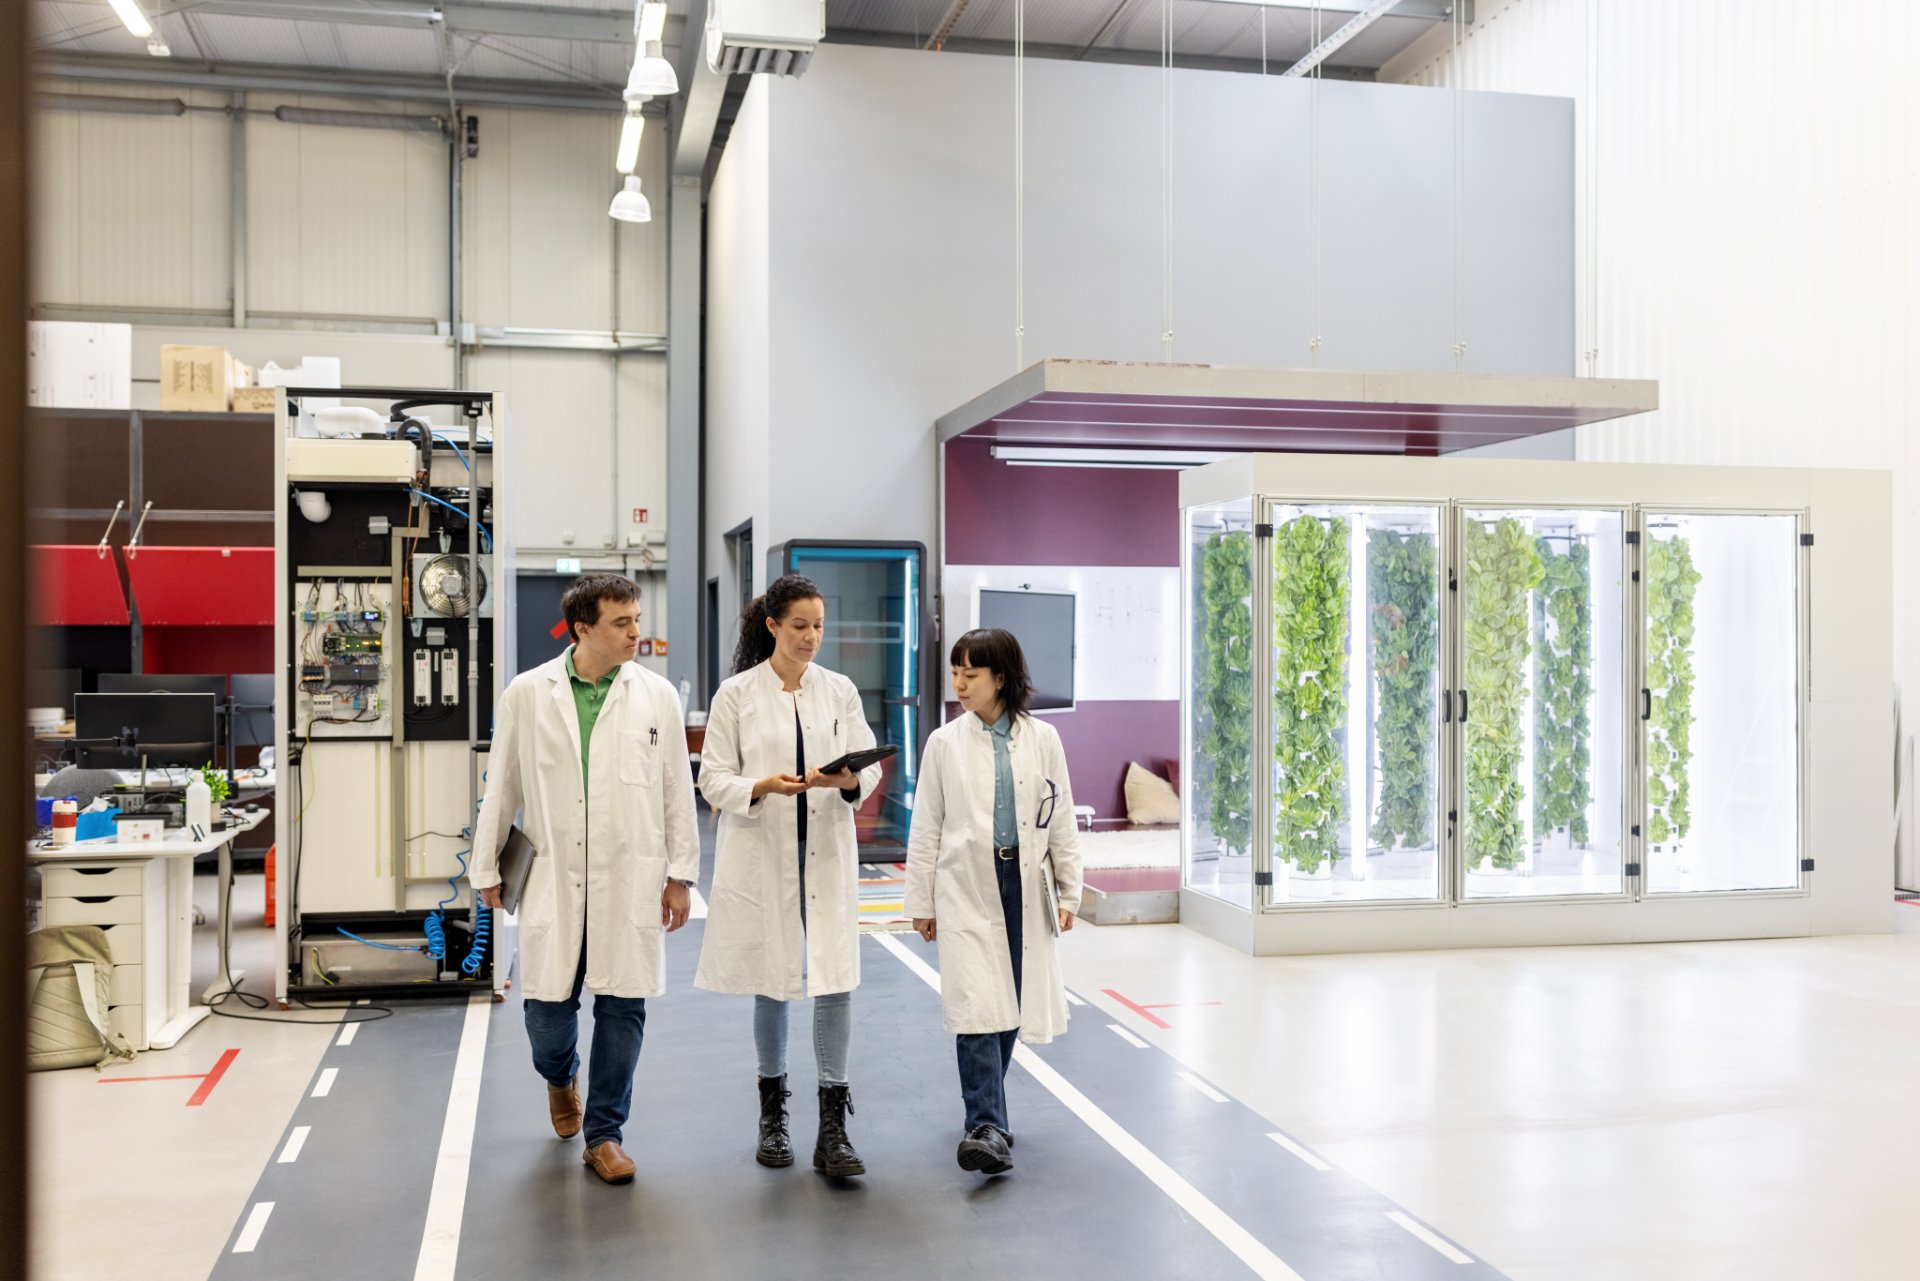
{"left": 1532, "top": 539, "right": 1592, "bottom": 844}
{"left": 1465, "top": 518, "right": 1544, "bottom": 870}
{"left": 1367, "top": 528, "right": 1437, "bottom": 850}
{"left": 1645, "top": 536, "right": 1700, "bottom": 847}
{"left": 1273, "top": 514, "right": 1350, "bottom": 875}
{"left": 1198, "top": 530, "right": 1254, "bottom": 856}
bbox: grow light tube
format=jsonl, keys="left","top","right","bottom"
{"left": 1349, "top": 509, "right": 1367, "bottom": 883}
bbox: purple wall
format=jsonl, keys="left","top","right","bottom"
{"left": 944, "top": 438, "right": 1180, "bottom": 568}
{"left": 942, "top": 438, "right": 1183, "bottom": 821}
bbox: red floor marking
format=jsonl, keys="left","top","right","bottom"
{"left": 187, "top": 1048, "right": 240, "bottom": 1107}
{"left": 1102, "top": 989, "right": 1171, "bottom": 1030}
{"left": 97, "top": 1048, "right": 239, "bottom": 1107}
{"left": 1139, "top": 1001, "right": 1223, "bottom": 1011}
{"left": 1897, "top": 898, "right": 1920, "bottom": 908}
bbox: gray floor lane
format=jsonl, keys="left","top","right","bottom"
{"left": 453, "top": 924, "right": 1264, "bottom": 1281}
{"left": 207, "top": 996, "right": 474, "bottom": 1279}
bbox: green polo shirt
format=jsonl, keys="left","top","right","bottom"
{"left": 565, "top": 646, "right": 617, "bottom": 797}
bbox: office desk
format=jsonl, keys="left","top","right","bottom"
{"left": 29, "top": 809, "right": 267, "bottom": 1050}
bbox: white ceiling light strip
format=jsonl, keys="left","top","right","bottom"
{"left": 1281, "top": 0, "right": 1398, "bottom": 78}
{"left": 106, "top": 0, "right": 153, "bottom": 38}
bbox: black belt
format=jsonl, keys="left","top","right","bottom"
{"left": 994, "top": 845, "right": 1019, "bottom": 861}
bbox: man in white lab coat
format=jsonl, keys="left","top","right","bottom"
{"left": 471, "top": 573, "right": 699, "bottom": 1185}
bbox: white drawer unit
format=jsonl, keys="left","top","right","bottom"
{"left": 44, "top": 895, "right": 145, "bottom": 927}
{"left": 41, "top": 858, "right": 169, "bottom": 1051}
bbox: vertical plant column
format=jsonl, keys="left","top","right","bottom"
{"left": 1367, "top": 528, "right": 1437, "bottom": 850}
{"left": 1465, "top": 518, "right": 1545, "bottom": 871}
{"left": 1645, "top": 537, "right": 1700, "bottom": 848}
{"left": 1273, "top": 514, "right": 1350, "bottom": 875}
{"left": 1199, "top": 530, "right": 1254, "bottom": 858}
{"left": 1532, "top": 539, "right": 1593, "bottom": 844}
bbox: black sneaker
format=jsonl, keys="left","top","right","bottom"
{"left": 957, "top": 1124, "right": 1014, "bottom": 1175}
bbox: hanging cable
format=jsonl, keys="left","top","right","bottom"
{"left": 1161, "top": 0, "right": 1174, "bottom": 362}
{"left": 1451, "top": 0, "right": 1467, "bottom": 373}
{"left": 1584, "top": 0, "right": 1601, "bottom": 378}
{"left": 1013, "top": 0, "right": 1026, "bottom": 370}
{"left": 1308, "top": 0, "right": 1322, "bottom": 367}
{"left": 1260, "top": 5, "right": 1267, "bottom": 77}
{"left": 409, "top": 488, "right": 493, "bottom": 550}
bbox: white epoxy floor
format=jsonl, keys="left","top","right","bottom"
{"left": 29, "top": 870, "right": 1920, "bottom": 1281}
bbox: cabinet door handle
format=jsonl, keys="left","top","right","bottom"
{"left": 1458, "top": 689, "right": 1469, "bottom": 722}
{"left": 1442, "top": 688, "right": 1452, "bottom": 723}
{"left": 1642, "top": 688, "right": 1653, "bottom": 721}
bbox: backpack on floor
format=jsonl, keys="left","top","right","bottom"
{"left": 26, "top": 925, "right": 136, "bottom": 1071}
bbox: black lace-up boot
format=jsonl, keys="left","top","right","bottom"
{"left": 756, "top": 1075, "right": 794, "bottom": 1168}
{"left": 813, "top": 1083, "right": 865, "bottom": 1177}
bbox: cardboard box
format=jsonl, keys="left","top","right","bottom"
{"left": 159, "top": 345, "right": 253, "bottom": 411}
{"left": 27, "top": 321, "right": 132, "bottom": 409}
{"left": 232, "top": 387, "right": 280, "bottom": 414}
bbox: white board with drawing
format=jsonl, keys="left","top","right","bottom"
{"left": 941, "top": 564, "right": 1180, "bottom": 703}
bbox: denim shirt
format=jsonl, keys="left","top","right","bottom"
{"left": 987, "top": 712, "right": 1017, "bottom": 849}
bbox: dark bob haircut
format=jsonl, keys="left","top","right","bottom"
{"left": 562, "top": 573, "right": 642, "bottom": 642}
{"left": 948, "top": 627, "right": 1033, "bottom": 721}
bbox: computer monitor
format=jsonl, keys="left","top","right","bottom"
{"left": 73, "top": 692, "right": 219, "bottom": 769}
{"left": 99, "top": 673, "right": 229, "bottom": 700}
{"left": 977, "top": 588, "right": 1076, "bottom": 712}
{"left": 229, "top": 674, "right": 276, "bottom": 748}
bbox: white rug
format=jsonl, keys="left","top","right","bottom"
{"left": 1077, "top": 827, "right": 1181, "bottom": 870}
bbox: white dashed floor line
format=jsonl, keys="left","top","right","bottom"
{"left": 278, "top": 1126, "right": 311, "bottom": 1164}
{"left": 233, "top": 1202, "right": 274, "bottom": 1253}
{"left": 312, "top": 1068, "right": 338, "bottom": 1098}
{"left": 1107, "top": 1023, "right": 1149, "bottom": 1049}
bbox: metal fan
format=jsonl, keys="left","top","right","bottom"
{"left": 415, "top": 554, "right": 490, "bottom": 618}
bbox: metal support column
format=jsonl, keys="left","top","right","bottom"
{"left": 230, "top": 91, "right": 247, "bottom": 328}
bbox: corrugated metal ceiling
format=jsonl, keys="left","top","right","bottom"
{"left": 32, "top": 0, "right": 1445, "bottom": 90}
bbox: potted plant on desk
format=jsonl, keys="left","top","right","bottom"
{"left": 199, "top": 763, "right": 232, "bottom": 830}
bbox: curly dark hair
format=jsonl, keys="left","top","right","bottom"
{"left": 732, "top": 573, "right": 824, "bottom": 675}
{"left": 949, "top": 627, "right": 1033, "bottom": 720}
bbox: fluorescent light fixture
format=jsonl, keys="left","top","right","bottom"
{"left": 988, "top": 446, "right": 1240, "bottom": 470}
{"left": 107, "top": 0, "right": 154, "bottom": 38}
{"left": 625, "top": 41, "right": 679, "bottom": 98}
{"left": 146, "top": 34, "right": 171, "bottom": 57}
{"left": 636, "top": 0, "right": 668, "bottom": 43}
{"left": 615, "top": 108, "right": 644, "bottom": 175}
{"left": 608, "top": 175, "right": 652, "bottom": 222}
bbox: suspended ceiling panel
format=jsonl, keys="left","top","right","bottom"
{"left": 937, "top": 360, "right": 1660, "bottom": 455}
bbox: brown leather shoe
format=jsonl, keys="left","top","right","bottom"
{"left": 548, "top": 1077, "right": 582, "bottom": 1139}
{"left": 583, "top": 1141, "right": 636, "bottom": 1184}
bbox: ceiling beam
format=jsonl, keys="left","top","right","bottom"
{"left": 37, "top": 52, "right": 654, "bottom": 111}
{"left": 49, "top": 1, "right": 686, "bottom": 47}
{"left": 1190, "top": 0, "right": 1466, "bottom": 18}
{"left": 824, "top": 31, "right": 1377, "bottom": 80}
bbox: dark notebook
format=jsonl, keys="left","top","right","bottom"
{"left": 817, "top": 743, "right": 899, "bottom": 777}
{"left": 496, "top": 824, "right": 537, "bottom": 916}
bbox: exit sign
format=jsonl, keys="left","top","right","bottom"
{"left": 554, "top": 557, "right": 583, "bottom": 574}
{"left": 631, "top": 508, "right": 649, "bottom": 524}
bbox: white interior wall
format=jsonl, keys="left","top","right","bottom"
{"left": 738, "top": 42, "right": 1576, "bottom": 575}
{"left": 1386, "top": 0, "right": 1920, "bottom": 874}
{"left": 703, "top": 82, "right": 772, "bottom": 611}
{"left": 31, "top": 94, "right": 670, "bottom": 626}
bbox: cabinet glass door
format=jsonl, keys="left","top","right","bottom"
{"left": 1640, "top": 512, "right": 1802, "bottom": 894}
{"left": 1458, "top": 508, "right": 1628, "bottom": 900}
{"left": 1267, "top": 502, "right": 1444, "bottom": 905}
{"left": 1185, "top": 500, "right": 1257, "bottom": 908}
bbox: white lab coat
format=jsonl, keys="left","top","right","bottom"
{"left": 903, "top": 713, "right": 1083, "bottom": 1043}
{"left": 470, "top": 654, "right": 699, "bottom": 1002}
{"left": 695, "top": 661, "right": 885, "bottom": 1000}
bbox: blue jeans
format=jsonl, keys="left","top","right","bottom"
{"left": 755, "top": 992, "right": 853, "bottom": 1084}
{"left": 523, "top": 938, "right": 648, "bottom": 1149}
{"left": 957, "top": 848, "right": 1023, "bottom": 1133}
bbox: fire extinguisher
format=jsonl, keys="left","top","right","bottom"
{"left": 264, "top": 843, "right": 276, "bottom": 928}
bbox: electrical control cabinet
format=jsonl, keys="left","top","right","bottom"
{"left": 273, "top": 389, "right": 513, "bottom": 1004}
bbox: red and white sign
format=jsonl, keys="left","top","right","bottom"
{"left": 631, "top": 508, "right": 649, "bottom": 524}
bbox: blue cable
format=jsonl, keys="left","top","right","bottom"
{"left": 430, "top": 432, "right": 472, "bottom": 472}
{"left": 423, "top": 769, "right": 490, "bottom": 974}
{"left": 408, "top": 489, "right": 493, "bottom": 551}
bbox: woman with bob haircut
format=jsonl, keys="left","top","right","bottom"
{"left": 904, "top": 626, "right": 1083, "bottom": 1176}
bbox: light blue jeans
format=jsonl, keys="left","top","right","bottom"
{"left": 755, "top": 992, "right": 852, "bottom": 1085}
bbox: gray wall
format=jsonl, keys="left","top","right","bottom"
{"left": 706, "top": 41, "right": 1576, "bottom": 594}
